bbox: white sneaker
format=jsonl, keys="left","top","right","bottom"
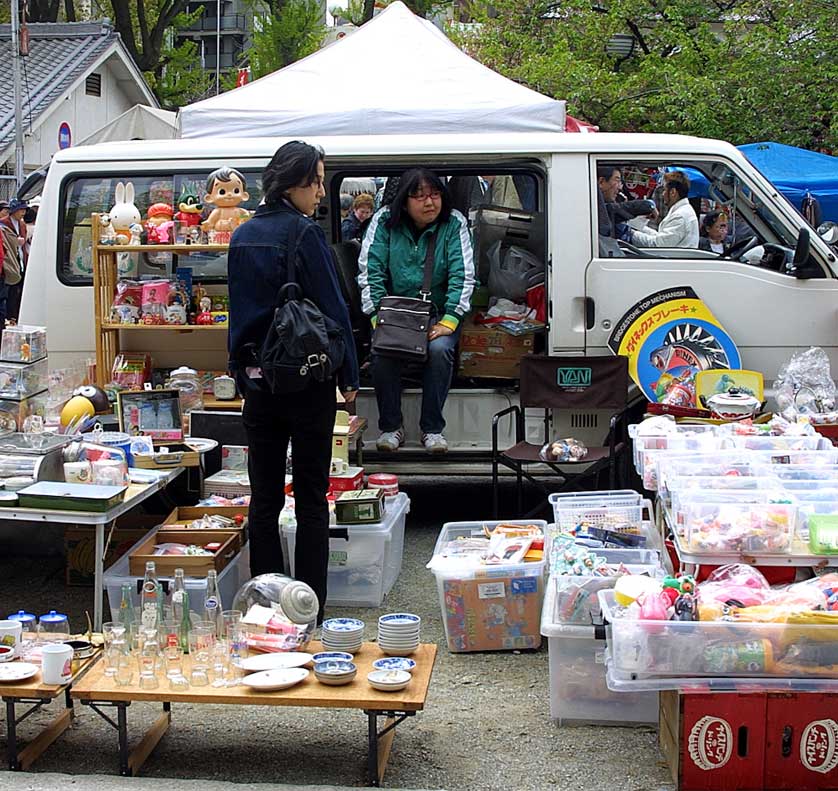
{"left": 422, "top": 433, "right": 448, "bottom": 453}
{"left": 376, "top": 428, "right": 405, "bottom": 452}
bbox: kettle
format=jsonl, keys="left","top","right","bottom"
{"left": 706, "top": 388, "right": 761, "bottom": 421}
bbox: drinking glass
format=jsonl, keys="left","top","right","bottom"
{"left": 137, "top": 628, "right": 161, "bottom": 690}
{"left": 115, "top": 652, "right": 134, "bottom": 686}
{"left": 221, "top": 610, "right": 243, "bottom": 639}
{"left": 211, "top": 638, "right": 230, "bottom": 687}
{"left": 188, "top": 626, "right": 213, "bottom": 687}
{"left": 101, "top": 622, "right": 118, "bottom": 676}
{"left": 194, "top": 619, "right": 217, "bottom": 638}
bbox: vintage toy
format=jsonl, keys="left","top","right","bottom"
{"left": 145, "top": 203, "right": 175, "bottom": 244}
{"left": 174, "top": 183, "right": 203, "bottom": 227}
{"left": 128, "top": 222, "right": 143, "bottom": 246}
{"left": 98, "top": 213, "right": 117, "bottom": 245}
{"left": 196, "top": 296, "right": 213, "bottom": 325}
{"left": 201, "top": 167, "right": 251, "bottom": 243}
{"left": 108, "top": 182, "right": 141, "bottom": 243}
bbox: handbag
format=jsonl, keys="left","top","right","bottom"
{"left": 371, "top": 226, "right": 439, "bottom": 362}
{"left": 258, "top": 216, "right": 345, "bottom": 394}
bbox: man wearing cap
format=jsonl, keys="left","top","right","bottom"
{"left": 1, "top": 199, "right": 28, "bottom": 323}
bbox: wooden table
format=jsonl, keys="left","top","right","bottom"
{"left": 2, "top": 651, "right": 101, "bottom": 771}
{"left": 72, "top": 641, "right": 436, "bottom": 786}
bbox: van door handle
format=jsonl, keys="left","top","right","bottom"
{"left": 585, "top": 298, "right": 595, "bottom": 330}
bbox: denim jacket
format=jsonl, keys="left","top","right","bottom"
{"left": 227, "top": 201, "right": 360, "bottom": 392}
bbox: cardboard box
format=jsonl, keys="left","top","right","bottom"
{"left": 441, "top": 573, "right": 542, "bottom": 652}
{"left": 335, "top": 488, "right": 385, "bottom": 524}
{"left": 457, "top": 317, "right": 535, "bottom": 379}
{"left": 65, "top": 515, "right": 160, "bottom": 586}
{"left": 329, "top": 466, "right": 364, "bottom": 492}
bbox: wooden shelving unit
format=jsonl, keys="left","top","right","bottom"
{"left": 92, "top": 214, "right": 229, "bottom": 387}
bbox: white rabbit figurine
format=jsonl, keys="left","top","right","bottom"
{"left": 109, "top": 181, "right": 141, "bottom": 244}
{"left": 98, "top": 213, "right": 117, "bottom": 245}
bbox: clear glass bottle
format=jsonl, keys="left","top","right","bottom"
{"left": 171, "top": 568, "right": 186, "bottom": 623}
{"left": 204, "top": 569, "right": 223, "bottom": 636}
{"left": 140, "top": 561, "right": 159, "bottom": 630}
{"left": 118, "top": 584, "right": 135, "bottom": 627}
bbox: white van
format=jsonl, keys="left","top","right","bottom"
{"left": 22, "top": 132, "right": 838, "bottom": 454}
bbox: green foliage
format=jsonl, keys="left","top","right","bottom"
{"left": 146, "top": 36, "right": 215, "bottom": 109}
{"left": 245, "top": 0, "right": 326, "bottom": 79}
{"left": 455, "top": 0, "right": 837, "bottom": 149}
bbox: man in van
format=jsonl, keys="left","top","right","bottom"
{"left": 629, "top": 171, "right": 699, "bottom": 248}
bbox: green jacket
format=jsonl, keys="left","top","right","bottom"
{"left": 357, "top": 207, "right": 476, "bottom": 329}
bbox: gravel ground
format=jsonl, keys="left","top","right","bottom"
{"left": 0, "top": 477, "right": 675, "bottom": 790}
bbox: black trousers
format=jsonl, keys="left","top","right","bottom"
{"left": 242, "top": 379, "right": 336, "bottom": 620}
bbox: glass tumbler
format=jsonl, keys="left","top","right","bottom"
{"left": 115, "top": 652, "right": 134, "bottom": 686}
{"left": 137, "top": 628, "right": 161, "bottom": 690}
{"left": 221, "top": 610, "right": 243, "bottom": 640}
{"left": 188, "top": 626, "right": 213, "bottom": 687}
{"left": 101, "top": 622, "right": 118, "bottom": 677}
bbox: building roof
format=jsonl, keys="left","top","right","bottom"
{"left": 0, "top": 21, "right": 157, "bottom": 162}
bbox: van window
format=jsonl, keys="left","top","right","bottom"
{"left": 593, "top": 158, "right": 805, "bottom": 274}
{"left": 59, "top": 169, "right": 264, "bottom": 286}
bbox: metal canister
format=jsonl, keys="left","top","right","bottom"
{"left": 367, "top": 473, "right": 399, "bottom": 497}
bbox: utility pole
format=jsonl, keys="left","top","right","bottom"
{"left": 11, "top": 0, "right": 24, "bottom": 188}
{"left": 216, "top": 0, "right": 221, "bottom": 95}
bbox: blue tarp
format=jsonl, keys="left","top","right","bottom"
{"left": 691, "top": 141, "right": 838, "bottom": 224}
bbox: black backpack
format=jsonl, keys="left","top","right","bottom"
{"left": 259, "top": 216, "right": 346, "bottom": 394}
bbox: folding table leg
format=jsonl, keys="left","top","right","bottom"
{"left": 364, "top": 710, "right": 415, "bottom": 787}
{"left": 5, "top": 699, "right": 17, "bottom": 770}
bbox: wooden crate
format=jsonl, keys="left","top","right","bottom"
{"left": 160, "top": 506, "right": 248, "bottom": 542}
{"left": 128, "top": 528, "right": 240, "bottom": 576}
{"left": 132, "top": 443, "right": 201, "bottom": 469}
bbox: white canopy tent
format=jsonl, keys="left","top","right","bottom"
{"left": 178, "top": 2, "right": 565, "bottom": 138}
{"left": 78, "top": 105, "right": 178, "bottom": 145}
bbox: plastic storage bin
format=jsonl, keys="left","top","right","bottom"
{"left": 549, "top": 490, "right": 644, "bottom": 534}
{"left": 0, "top": 325, "right": 47, "bottom": 363}
{"left": 105, "top": 534, "right": 251, "bottom": 621}
{"left": 541, "top": 576, "right": 658, "bottom": 724}
{"left": 682, "top": 490, "right": 797, "bottom": 554}
{"left": 0, "top": 391, "right": 48, "bottom": 431}
{"left": 0, "top": 358, "right": 48, "bottom": 401}
{"left": 726, "top": 434, "right": 829, "bottom": 452}
{"left": 429, "top": 519, "right": 547, "bottom": 652}
{"left": 283, "top": 493, "right": 409, "bottom": 607}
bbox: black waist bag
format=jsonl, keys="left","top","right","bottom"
{"left": 259, "top": 217, "right": 345, "bottom": 394}
{"left": 371, "top": 226, "right": 439, "bottom": 362}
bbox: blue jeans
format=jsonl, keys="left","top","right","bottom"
{"left": 373, "top": 326, "right": 461, "bottom": 435}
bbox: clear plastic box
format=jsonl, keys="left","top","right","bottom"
{"left": 0, "top": 325, "right": 47, "bottom": 363}
{"left": 0, "top": 391, "right": 48, "bottom": 431}
{"left": 792, "top": 489, "right": 838, "bottom": 538}
{"left": 682, "top": 490, "right": 797, "bottom": 554}
{"left": 754, "top": 464, "right": 838, "bottom": 484}
{"left": 105, "top": 535, "right": 251, "bottom": 621}
{"left": 0, "top": 358, "right": 48, "bottom": 401}
{"left": 549, "top": 490, "right": 644, "bottom": 535}
{"left": 541, "top": 582, "right": 658, "bottom": 724}
{"left": 726, "top": 434, "right": 829, "bottom": 452}
{"left": 428, "top": 520, "right": 547, "bottom": 652}
{"left": 283, "top": 493, "right": 409, "bottom": 607}
{"left": 629, "top": 424, "right": 718, "bottom": 477}
{"left": 654, "top": 452, "right": 755, "bottom": 502}
{"left": 599, "top": 589, "right": 838, "bottom": 679}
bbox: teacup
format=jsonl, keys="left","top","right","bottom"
{"left": 0, "top": 644, "right": 15, "bottom": 662}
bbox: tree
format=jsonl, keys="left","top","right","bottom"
{"left": 102, "top": 0, "right": 190, "bottom": 73}
{"left": 26, "top": 0, "right": 77, "bottom": 22}
{"left": 455, "top": 0, "right": 837, "bottom": 150}
{"left": 243, "top": 0, "right": 326, "bottom": 80}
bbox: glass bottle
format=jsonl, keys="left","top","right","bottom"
{"left": 178, "top": 590, "right": 193, "bottom": 654}
{"left": 204, "top": 569, "right": 223, "bottom": 636}
{"left": 118, "top": 584, "right": 135, "bottom": 627}
{"left": 141, "top": 561, "right": 159, "bottom": 630}
{"left": 156, "top": 581, "right": 167, "bottom": 626}
{"left": 171, "top": 568, "right": 186, "bottom": 623}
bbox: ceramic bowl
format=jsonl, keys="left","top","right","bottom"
{"left": 379, "top": 646, "right": 418, "bottom": 657}
{"left": 313, "top": 660, "right": 356, "bottom": 676}
{"left": 64, "top": 640, "right": 94, "bottom": 660}
{"left": 312, "top": 651, "right": 354, "bottom": 664}
{"left": 315, "top": 669, "right": 357, "bottom": 686}
{"left": 368, "top": 669, "right": 411, "bottom": 692}
{"left": 372, "top": 657, "right": 416, "bottom": 673}
{"left": 0, "top": 644, "right": 15, "bottom": 663}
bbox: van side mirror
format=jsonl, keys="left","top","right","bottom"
{"left": 787, "top": 229, "right": 818, "bottom": 279}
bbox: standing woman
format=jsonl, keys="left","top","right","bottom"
{"left": 227, "top": 141, "right": 359, "bottom": 621}
{"left": 358, "top": 169, "right": 475, "bottom": 454}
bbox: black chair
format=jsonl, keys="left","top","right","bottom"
{"left": 491, "top": 355, "right": 630, "bottom": 518}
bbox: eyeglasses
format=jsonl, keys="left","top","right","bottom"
{"left": 409, "top": 191, "right": 442, "bottom": 202}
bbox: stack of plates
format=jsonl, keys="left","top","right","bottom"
{"left": 321, "top": 618, "right": 365, "bottom": 653}
{"left": 377, "top": 613, "right": 420, "bottom": 656}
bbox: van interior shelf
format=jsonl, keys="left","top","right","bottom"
{"left": 95, "top": 244, "right": 229, "bottom": 253}
{"left": 100, "top": 323, "right": 228, "bottom": 331}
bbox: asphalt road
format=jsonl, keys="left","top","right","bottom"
{"left": 0, "top": 476, "right": 675, "bottom": 790}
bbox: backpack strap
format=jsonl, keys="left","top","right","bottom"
{"left": 277, "top": 215, "right": 305, "bottom": 306}
{"left": 419, "top": 225, "right": 440, "bottom": 301}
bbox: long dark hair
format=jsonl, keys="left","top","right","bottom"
{"left": 262, "top": 141, "right": 325, "bottom": 205}
{"left": 386, "top": 168, "right": 451, "bottom": 229}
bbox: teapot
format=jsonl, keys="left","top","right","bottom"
{"left": 706, "top": 388, "right": 761, "bottom": 421}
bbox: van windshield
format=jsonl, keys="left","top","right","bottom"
{"left": 58, "top": 170, "right": 263, "bottom": 286}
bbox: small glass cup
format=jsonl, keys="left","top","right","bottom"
{"left": 137, "top": 628, "right": 161, "bottom": 690}
{"left": 188, "top": 627, "right": 213, "bottom": 687}
{"left": 194, "top": 619, "right": 217, "bottom": 638}
{"left": 164, "top": 644, "right": 184, "bottom": 679}
{"left": 221, "top": 610, "right": 243, "bottom": 640}
{"left": 102, "top": 622, "right": 118, "bottom": 677}
{"left": 115, "top": 653, "right": 134, "bottom": 686}
{"left": 211, "top": 638, "right": 230, "bottom": 687}
{"left": 169, "top": 673, "right": 190, "bottom": 691}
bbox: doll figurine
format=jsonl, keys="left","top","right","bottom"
{"left": 175, "top": 184, "right": 203, "bottom": 227}
{"left": 201, "top": 167, "right": 250, "bottom": 243}
{"left": 145, "top": 203, "right": 175, "bottom": 244}
{"left": 196, "top": 295, "right": 214, "bottom": 325}
{"left": 98, "top": 213, "right": 117, "bottom": 245}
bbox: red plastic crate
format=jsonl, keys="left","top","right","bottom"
{"left": 661, "top": 690, "right": 767, "bottom": 791}
{"left": 765, "top": 693, "right": 838, "bottom": 790}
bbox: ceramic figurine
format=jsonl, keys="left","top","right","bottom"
{"left": 109, "top": 182, "right": 142, "bottom": 244}
{"left": 196, "top": 296, "right": 214, "bottom": 325}
{"left": 174, "top": 183, "right": 203, "bottom": 227}
{"left": 98, "top": 213, "right": 117, "bottom": 245}
{"left": 201, "top": 167, "right": 251, "bottom": 243}
{"left": 128, "top": 223, "right": 143, "bottom": 246}
{"left": 145, "top": 203, "right": 175, "bottom": 244}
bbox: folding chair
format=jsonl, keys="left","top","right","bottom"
{"left": 491, "top": 354, "right": 630, "bottom": 518}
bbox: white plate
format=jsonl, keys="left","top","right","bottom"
{"left": 184, "top": 437, "right": 219, "bottom": 454}
{"left": 237, "top": 652, "right": 313, "bottom": 672}
{"left": 242, "top": 667, "right": 309, "bottom": 692}
{"left": 0, "top": 662, "right": 39, "bottom": 683}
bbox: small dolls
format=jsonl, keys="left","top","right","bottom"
{"left": 196, "top": 295, "right": 214, "bottom": 325}
{"left": 201, "top": 167, "right": 251, "bottom": 243}
{"left": 145, "top": 203, "right": 175, "bottom": 243}
{"left": 174, "top": 184, "right": 203, "bottom": 227}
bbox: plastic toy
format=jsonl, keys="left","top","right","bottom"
{"left": 108, "top": 182, "right": 141, "bottom": 243}
{"left": 174, "top": 183, "right": 203, "bottom": 227}
{"left": 72, "top": 385, "right": 110, "bottom": 414}
{"left": 201, "top": 167, "right": 250, "bottom": 243}
{"left": 98, "top": 213, "right": 117, "bottom": 245}
{"left": 128, "top": 223, "right": 143, "bottom": 246}
{"left": 673, "top": 593, "right": 698, "bottom": 621}
{"left": 60, "top": 395, "right": 95, "bottom": 428}
{"left": 145, "top": 203, "right": 175, "bottom": 244}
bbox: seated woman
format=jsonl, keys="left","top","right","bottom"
{"left": 357, "top": 169, "right": 476, "bottom": 454}
{"left": 698, "top": 210, "right": 729, "bottom": 254}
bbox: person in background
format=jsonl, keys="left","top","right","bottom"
{"left": 629, "top": 171, "right": 699, "bottom": 248}
{"left": 699, "top": 210, "right": 729, "bottom": 254}
{"left": 0, "top": 202, "right": 8, "bottom": 222}
{"left": 339, "top": 192, "right": 353, "bottom": 220}
{"left": 227, "top": 141, "right": 359, "bottom": 622}
{"left": 358, "top": 168, "right": 476, "bottom": 454}
{"left": 341, "top": 192, "right": 374, "bottom": 241}
{"left": 1, "top": 198, "right": 28, "bottom": 324}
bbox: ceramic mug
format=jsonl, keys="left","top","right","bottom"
{"left": 0, "top": 619, "right": 22, "bottom": 650}
{"left": 41, "top": 643, "right": 73, "bottom": 685}
{"left": 330, "top": 457, "right": 347, "bottom": 475}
